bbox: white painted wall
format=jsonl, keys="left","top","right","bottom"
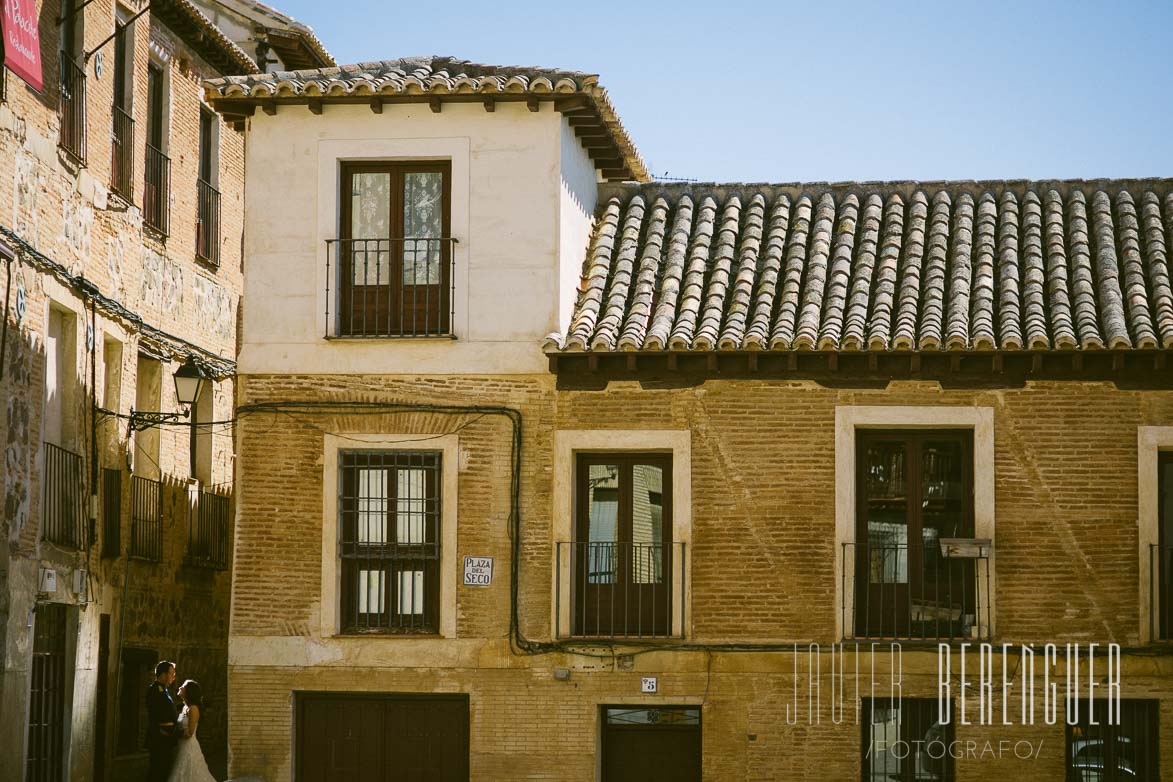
{"left": 240, "top": 100, "right": 600, "bottom": 375}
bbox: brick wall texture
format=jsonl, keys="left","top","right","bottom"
{"left": 231, "top": 372, "right": 1173, "bottom": 780}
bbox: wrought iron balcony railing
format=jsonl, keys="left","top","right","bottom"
{"left": 325, "top": 238, "right": 457, "bottom": 338}
{"left": 110, "top": 106, "right": 134, "bottom": 199}
{"left": 130, "top": 475, "right": 162, "bottom": 561}
{"left": 187, "top": 490, "right": 230, "bottom": 569}
{"left": 43, "top": 442, "right": 85, "bottom": 549}
{"left": 195, "top": 178, "right": 221, "bottom": 265}
{"left": 841, "top": 540, "right": 991, "bottom": 641}
{"left": 556, "top": 541, "right": 685, "bottom": 639}
{"left": 143, "top": 143, "right": 171, "bottom": 236}
{"left": 58, "top": 59, "right": 87, "bottom": 163}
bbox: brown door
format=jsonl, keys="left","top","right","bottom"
{"left": 602, "top": 707, "right": 701, "bottom": 782}
{"left": 340, "top": 162, "right": 451, "bottom": 336}
{"left": 575, "top": 454, "right": 672, "bottom": 637}
{"left": 854, "top": 431, "right": 973, "bottom": 638}
{"left": 296, "top": 693, "right": 468, "bottom": 782}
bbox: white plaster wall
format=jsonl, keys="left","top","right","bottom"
{"left": 557, "top": 116, "right": 599, "bottom": 337}
{"left": 240, "top": 101, "right": 596, "bottom": 375}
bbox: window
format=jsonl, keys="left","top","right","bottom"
{"left": 101, "top": 467, "right": 121, "bottom": 558}
{"left": 1066, "top": 700, "right": 1158, "bottom": 781}
{"left": 130, "top": 474, "right": 162, "bottom": 561}
{"left": 143, "top": 63, "right": 170, "bottom": 235}
{"left": 569, "top": 454, "right": 676, "bottom": 638}
{"left": 862, "top": 698, "right": 954, "bottom": 782}
{"left": 850, "top": 430, "right": 988, "bottom": 641}
{"left": 601, "top": 707, "right": 701, "bottom": 781}
{"left": 195, "top": 108, "right": 220, "bottom": 264}
{"left": 1155, "top": 452, "right": 1173, "bottom": 640}
{"left": 26, "top": 604, "right": 71, "bottom": 782}
{"left": 45, "top": 306, "right": 76, "bottom": 448}
{"left": 110, "top": 8, "right": 135, "bottom": 198}
{"left": 102, "top": 336, "right": 123, "bottom": 411}
{"left": 334, "top": 161, "right": 452, "bottom": 337}
{"left": 133, "top": 355, "right": 161, "bottom": 478}
{"left": 187, "top": 489, "right": 230, "bottom": 568}
{"left": 58, "top": 0, "right": 87, "bottom": 162}
{"left": 338, "top": 451, "right": 441, "bottom": 633}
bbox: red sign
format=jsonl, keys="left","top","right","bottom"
{"left": 3, "top": 0, "right": 44, "bottom": 92}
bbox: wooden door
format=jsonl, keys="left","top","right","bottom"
{"left": 855, "top": 431, "right": 973, "bottom": 638}
{"left": 297, "top": 693, "right": 468, "bottom": 782}
{"left": 602, "top": 707, "right": 701, "bottom": 782}
{"left": 575, "top": 455, "right": 672, "bottom": 637}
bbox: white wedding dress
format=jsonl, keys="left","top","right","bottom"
{"left": 167, "top": 707, "right": 216, "bottom": 782}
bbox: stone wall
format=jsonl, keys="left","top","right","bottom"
{"left": 0, "top": 1, "right": 243, "bottom": 779}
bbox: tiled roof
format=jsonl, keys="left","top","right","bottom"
{"left": 153, "top": 0, "right": 260, "bottom": 76}
{"left": 547, "top": 180, "right": 1173, "bottom": 353}
{"left": 203, "top": 55, "right": 647, "bottom": 181}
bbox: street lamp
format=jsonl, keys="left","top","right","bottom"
{"left": 129, "top": 357, "right": 209, "bottom": 431}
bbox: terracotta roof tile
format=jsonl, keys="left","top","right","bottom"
{"left": 204, "top": 55, "right": 646, "bottom": 181}
{"left": 547, "top": 179, "right": 1173, "bottom": 353}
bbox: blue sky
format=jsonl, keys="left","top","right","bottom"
{"left": 275, "top": 0, "right": 1173, "bottom": 183}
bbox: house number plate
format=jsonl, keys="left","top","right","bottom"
{"left": 463, "top": 556, "right": 493, "bottom": 586}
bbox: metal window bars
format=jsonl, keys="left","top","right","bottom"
{"left": 339, "top": 451, "right": 442, "bottom": 634}
{"left": 195, "top": 178, "right": 221, "bottom": 265}
{"left": 556, "top": 541, "right": 686, "bottom": 639}
{"left": 110, "top": 106, "right": 135, "bottom": 199}
{"left": 187, "top": 490, "right": 230, "bottom": 568}
{"left": 58, "top": 58, "right": 87, "bottom": 163}
{"left": 861, "top": 698, "right": 955, "bottom": 782}
{"left": 42, "top": 442, "right": 85, "bottom": 549}
{"left": 841, "top": 541, "right": 991, "bottom": 641}
{"left": 143, "top": 143, "right": 171, "bottom": 236}
{"left": 130, "top": 475, "right": 162, "bottom": 561}
{"left": 25, "top": 604, "right": 68, "bottom": 782}
{"left": 1066, "top": 699, "right": 1159, "bottom": 782}
{"left": 101, "top": 467, "right": 122, "bottom": 558}
{"left": 325, "top": 238, "right": 458, "bottom": 338}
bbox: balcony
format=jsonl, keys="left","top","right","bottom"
{"left": 325, "top": 238, "right": 457, "bottom": 338}
{"left": 143, "top": 143, "right": 170, "bottom": 236}
{"left": 42, "top": 442, "right": 85, "bottom": 549}
{"left": 195, "top": 178, "right": 221, "bottom": 265}
{"left": 110, "top": 106, "right": 134, "bottom": 199}
{"left": 555, "top": 541, "right": 685, "bottom": 639}
{"left": 1150, "top": 545, "right": 1173, "bottom": 641}
{"left": 841, "top": 540, "right": 991, "bottom": 641}
{"left": 58, "top": 59, "right": 87, "bottom": 163}
{"left": 101, "top": 468, "right": 121, "bottom": 558}
{"left": 130, "top": 475, "right": 162, "bottom": 561}
{"left": 186, "top": 490, "right": 230, "bottom": 569}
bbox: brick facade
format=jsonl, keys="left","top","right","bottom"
{"left": 0, "top": 1, "right": 246, "bottom": 779}
{"left": 229, "top": 372, "right": 1173, "bottom": 779}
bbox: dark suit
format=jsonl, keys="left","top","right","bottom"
{"left": 145, "top": 681, "right": 178, "bottom": 782}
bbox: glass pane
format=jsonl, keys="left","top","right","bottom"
{"left": 350, "top": 172, "right": 391, "bottom": 285}
{"left": 356, "top": 468, "right": 387, "bottom": 544}
{"left": 397, "top": 570, "right": 424, "bottom": 615}
{"left": 921, "top": 440, "right": 965, "bottom": 542}
{"left": 357, "top": 569, "right": 385, "bottom": 615}
{"left": 402, "top": 172, "right": 443, "bottom": 285}
{"left": 865, "top": 703, "right": 901, "bottom": 781}
{"left": 587, "top": 464, "right": 619, "bottom": 584}
{"left": 396, "top": 468, "right": 427, "bottom": 544}
{"left": 605, "top": 707, "right": 699, "bottom": 726}
{"left": 631, "top": 464, "right": 664, "bottom": 584}
{"left": 864, "top": 443, "right": 908, "bottom": 583}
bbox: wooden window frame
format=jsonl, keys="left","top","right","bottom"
{"left": 338, "top": 450, "right": 442, "bottom": 635}
{"left": 337, "top": 161, "right": 453, "bottom": 336}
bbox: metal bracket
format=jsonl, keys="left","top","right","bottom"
{"left": 128, "top": 407, "right": 188, "bottom": 432}
{"left": 85, "top": 2, "right": 151, "bottom": 63}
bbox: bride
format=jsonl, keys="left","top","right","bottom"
{"left": 167, "top": 680, "right": 216, "bottom": 782}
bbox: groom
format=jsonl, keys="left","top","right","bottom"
{"left": 146, "top": 660, "right": 179, "bottom": 782}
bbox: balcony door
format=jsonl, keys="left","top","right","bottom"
{"left": 575, "top": 454, "right": 672, "bottom": 637}
{"left": 855, "top": 430, "right": 973, "bottom": 638}
{"left": 340, "top": 162, "right": 451, "bottom": 336}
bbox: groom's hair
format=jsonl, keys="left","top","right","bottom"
{"left": 154, "top": 660, "right": 175, "bottom": 677}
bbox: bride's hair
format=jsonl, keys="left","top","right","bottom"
{"left": 179, "top": 679, "right": 203, "bottom": 708}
